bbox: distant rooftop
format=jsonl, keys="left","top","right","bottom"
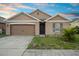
{"left": 0, "top": 16, "right": 6, "bottom": 23}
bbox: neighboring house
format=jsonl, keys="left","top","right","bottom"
{"left": 0, "top": 16, "right": 6, "bottom": 33}
{"left": 71, "top": 18, "right": 79, "bottom": 27}
{"left": 2, "top": 9, "right": 70, "bottom": 35}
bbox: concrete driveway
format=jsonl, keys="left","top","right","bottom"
{"left": 0, "top": 36, "right": 33, "bottom": 56}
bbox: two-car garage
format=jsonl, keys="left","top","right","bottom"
{"left": 10, "top": 24, "right": 35, "bottom": 35}
{"left": 6, "top": 12, "right": 40, "bottom": 36}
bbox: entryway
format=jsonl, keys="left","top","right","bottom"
{"left": 39, "top": 22, "right": 45, "bottom": 35}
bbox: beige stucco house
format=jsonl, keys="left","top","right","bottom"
{"left": 0, "top": 9, "right": 70, "bottom": 35}
{"left": 71, "top": 18, "right": 79, "bottom": 27}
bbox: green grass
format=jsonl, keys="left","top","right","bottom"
{"left": 27, "top": 35, "right": 79, "bottom": 49}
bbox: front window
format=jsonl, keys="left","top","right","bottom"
{"left": 53, "top": 23, "right": 63, "bottom": 33}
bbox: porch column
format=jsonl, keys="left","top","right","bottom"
{"left": 35, "top": 22, "right": 39, "bottom": 35}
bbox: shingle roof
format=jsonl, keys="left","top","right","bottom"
{"left": 45, "top": 13, "right": 71, "bottom": 21}
{"left": 7, "top": 12, "right": 40, "bottom": 21}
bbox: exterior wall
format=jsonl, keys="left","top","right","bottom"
{"left": 6, "top": 21, "right": 70, "bottom": 35}
{"left": 0, "top": 23, "right": 6, "bottom": 31}
{"left": 63, "top": 22, "right": 70, "bottom": 29}
{"left": 35, "top": 22, "right": 39, "bottom": 35}
{"left": 0, "top": 23, "right": 3, "bottom": 29}
{"left": 3, "top": 23, "right": 6, "bottom": 30}
{"left": 6, "top": 23, "right": 10, "bottom": 35}
{"left": 45, "top": 22, "right": 53, "bottom": 35}
{"left": 46, "top": 22, "right": 70, "bottom": 35}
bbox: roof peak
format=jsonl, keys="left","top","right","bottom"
{"left": 19, "top": 12, "right": 27, "bottom": 14}
{"left": 30, "top": 9, "right": 51, "bottom": 17}
{"left": 36, "top": 9, "right": 43, "bottom": 11}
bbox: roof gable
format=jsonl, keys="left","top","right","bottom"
{"left": 30, "top": 9, "right": 51, "bottom": 20}
{"left": 7, "top": 12, "right": 40, "bottom": 21}
{"left": 45, "top": 14, "right": 70, "bottom": 22}
{"left": 50, "top": 15, "right": 68, "bottom": 20}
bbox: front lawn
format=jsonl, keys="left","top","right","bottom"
{"left": 27, "top": 35, "right": 79, "bottom": 49}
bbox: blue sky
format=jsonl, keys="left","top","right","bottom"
{"left": 0, "top": 3, "right": 79, "bottom": 19}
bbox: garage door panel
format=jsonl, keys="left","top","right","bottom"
{"left": 10, "top": 24, "right": 35, "bottom": 35}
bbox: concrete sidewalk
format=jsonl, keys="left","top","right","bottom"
{"left": 23, "top": 49, "right": 79, "bottom": 56}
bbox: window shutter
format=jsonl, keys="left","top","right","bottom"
{"left": 60, "top": 23, "right": 63, "bottom": 31}
{"left": 53, "top": 23, "right": 55, "bottom": 32}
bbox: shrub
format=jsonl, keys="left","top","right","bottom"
{"left": 63, "top": 27, "right": 76, "bottom": 42}
{"left": 0, "top": 29, "right": 6, "bottom": 35}
{"left": 74, "top": 26, "right": 79, "bottom": 34}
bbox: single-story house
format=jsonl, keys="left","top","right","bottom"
{"left": 0, "top": 16, "right": 6, "bottom": 33}
{"left": 0, "top": 9, "right": 70, "bottom": 35}
{"left": 71, "top": 18, "right": 79, "bottom": 27}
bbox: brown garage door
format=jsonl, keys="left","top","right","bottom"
{"left": 10, "top": 24, "right": 35, "bottom": 35}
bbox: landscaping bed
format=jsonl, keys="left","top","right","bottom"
{"left": 0, "top": 31, "right": 6, "bottom": 38}
{"left": 0, "top": 34, "right": 6, "bottom": 38}
{"left": 27, "top": 35, "right": 79, "bottom": 49}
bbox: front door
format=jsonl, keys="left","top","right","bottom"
{"left": 40, "top": 22, "right": 45, "bottom": 34}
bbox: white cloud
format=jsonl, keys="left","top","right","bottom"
{"left": 10, "top": 3, "right": 35, "bottom": 10}
{"left": 70, "top": 3, "right": 79, "bottom": 6}
{"left": 0, "top": 3, "right": 36, "bottom": 18}
{"left": 50, "top": 4, "right": 56, "bottom": 7}
{"left": 0, "top": 3, "right": 35, "bottom": 10}
{"left": 0, "top": 10, "right": 17, "bottom": 18}
{"left": 67, "top": 7, "right": 72, "bottom": 10}
{"left": 34, "top": 3, "right": 48, "bottom": 6}
{"left": 34, "top": 3, "right": 55, "bottom": 7}
{"left": 33, "top": 3, "right": 49, "bottom": 9}
{"left": 0, "top": 14, "right": 16, "bottom": 18}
